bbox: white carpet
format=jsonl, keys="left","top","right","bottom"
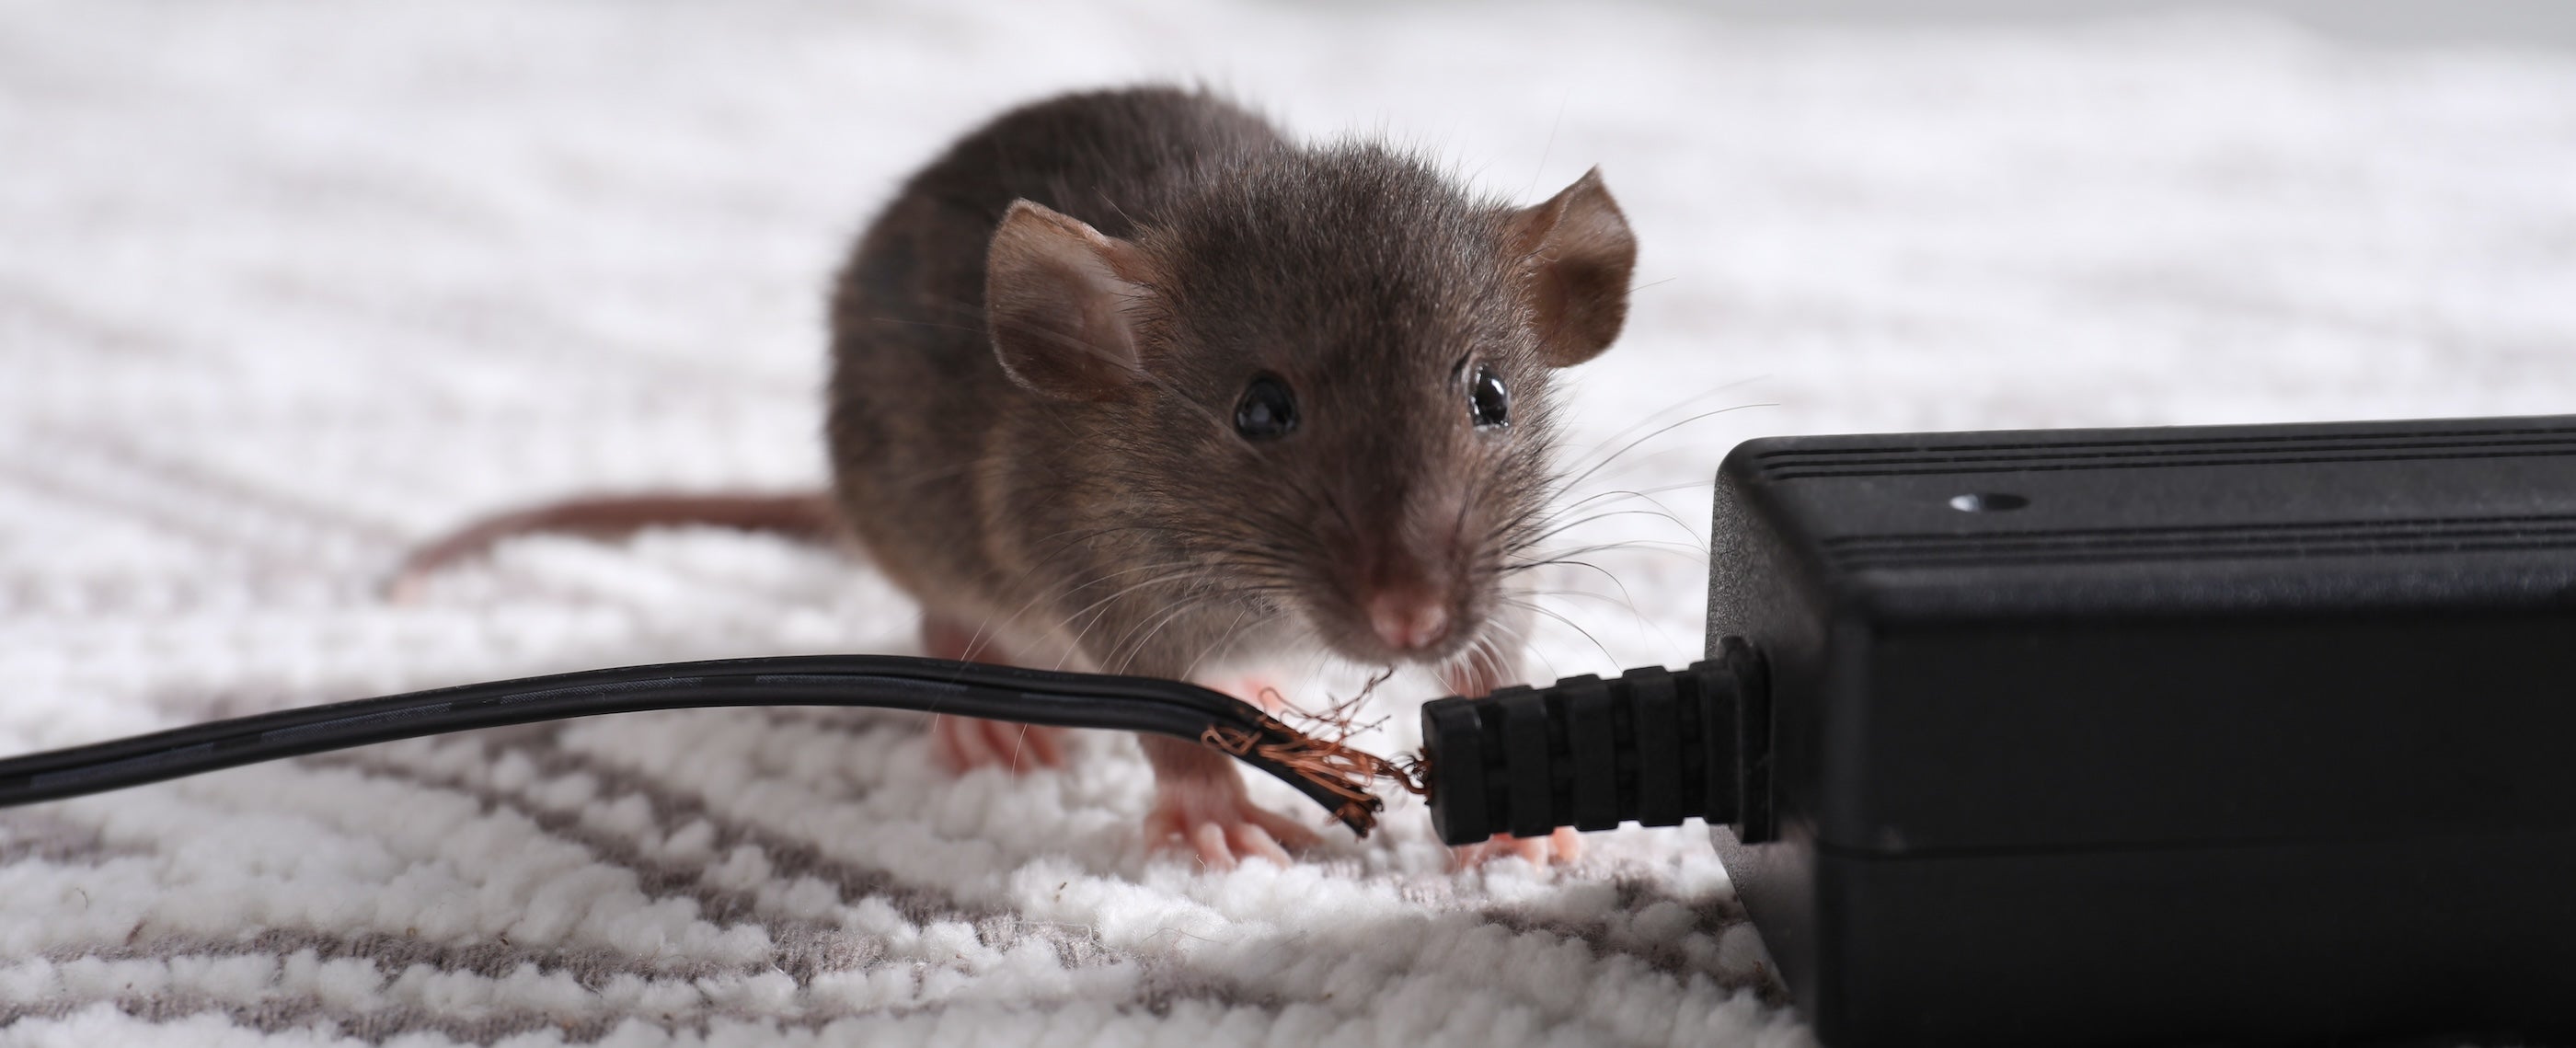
{"left": 4, "top": 1, "right": 2573, "bottom": 1044}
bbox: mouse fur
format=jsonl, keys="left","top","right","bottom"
{"left": 826, "top": 86, "right": 1636, "bottom": 866}
{"left": 394, "top": 85, "right": 1637, "bottom": 866}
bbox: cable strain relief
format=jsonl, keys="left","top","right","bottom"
{"left": 1421, "top": 639, "right": 1772, "bottom": 846}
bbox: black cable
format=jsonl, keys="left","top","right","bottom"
{"left": 0, "top": 654, "right": 1386, "bottom": 835}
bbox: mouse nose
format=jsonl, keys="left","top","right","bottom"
{"left": 1368, "top": 592, "right": 1451, "bottom": 654}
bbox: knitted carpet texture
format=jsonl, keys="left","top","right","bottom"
{"left": 3, "top": 1, "right": 2572, "bottom": 1044}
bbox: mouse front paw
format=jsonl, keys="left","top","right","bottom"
{"left": 1450, "top": 826, "right": 1583, "bottom": 869}
{"left": 1142, "top": 777, "right": 1320, "bottom": 871}
{"left": 929, "top": 715, "right": 1067, "bottom": 774}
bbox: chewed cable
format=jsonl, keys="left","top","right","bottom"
{"left": 0, "top": 654, "right": 1400, "bottom": 835}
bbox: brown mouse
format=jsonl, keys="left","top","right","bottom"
{"left": 399, "top": 86, "right": 1637, "bottom": 868}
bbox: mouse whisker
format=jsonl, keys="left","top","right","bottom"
{"left": 955, "top": 536, "right": 1185, "bottom": 646}
{"left": 1221, "top": 534, "right": 1326, "bottom": 570}
{"left": 1501, "top": 534, "right": 1707, "bottom": 572}
{"left": 1512, "top": 563, "right": 1645, "bottom": 619}
{"left": 1498, "top": 595, "right": 1624, "bottom": 669}
{"left": 1555, "top": 444, "right": 1735, "bottom": 500}
{"left": 1049, "top": 566, "right": 1225, "bottom": 665}
{"left": 1180, "top": 603, "right": 1265, "bottom": 682}
{"left": 1510, "top": 489, "right": 1699, "bottom": 540}
{"left": 972, "top": 558, "right": 1213, "bottom": 656}
{"left": 1502, "top": 508, "right": 1709, "bottom": 556}
{"left": 1547, "top": 401, "right": 1775, "bottom": 502}
{"left": 1102, "top": 589, "right": 1226, "bottom": 676}
{"left": 1473, "top": 611, "right": 1560, "bottom": 685}
{"left": 1550, "top": 376, "right": 1772, "bottom": 468}
{"left": 1436, "top": 630, "right": 1499, "bottom": 691}
{"left": 1502, "top": 537, "right": 1710, "bottom": 566}
{"left": 1509, "top": 584, "right": 1693, "bottom": 659}
{"left": 1557, "top": 376, "right": 1769, "bottom": 470}
{"left": 1536, "top": 481, "right": 1710, "bottom": 525}
{"left": 1508, "top": 486, "right": 1711, "bottom": 557}
{"left": 968, "top": 520, "right": 1190, "bottom": 610}
{"left": 1068, "top": 593, "right": 1206, "bottom": 677}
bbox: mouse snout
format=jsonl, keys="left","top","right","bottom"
{"left": 1366, "top": 588, "right": 1451, "bottom": 654}
{"left": 1319, "top": 480, "right": 1485, "bottom": 662}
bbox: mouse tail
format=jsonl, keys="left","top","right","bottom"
{"left": 385, "top": 491, "right": 842, "bottom": 600}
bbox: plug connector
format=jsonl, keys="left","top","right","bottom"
{"left": 1420, "top": 638, "right": 1772, "bottom": 846}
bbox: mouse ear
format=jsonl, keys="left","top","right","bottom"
{"left": 1504, "top": 167, "right": 1638, "bottom": 368}
{"left": 986, "top": 200, "right": 1155, "bottom": 401}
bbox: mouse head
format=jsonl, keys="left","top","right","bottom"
{"left": 984, "top": 146, "right": 1636, "bottom": 672}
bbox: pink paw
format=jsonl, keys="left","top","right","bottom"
{"left": 1143, "top": 776, "right": 1320, "bottom": 870}
{"left": 1451, "top": 826, "right": 1583, "bottom": 869}
{"left": 930, "top": 715, "right": 1066, "bottom": 774}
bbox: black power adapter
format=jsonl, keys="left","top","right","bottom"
{"left": 1422, "top": 412, "right": 2576, "bottom": 1046}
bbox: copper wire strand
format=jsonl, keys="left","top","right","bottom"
{"left": 1260, "top": 669, "right": 1430, "bottom": 797}
{"left": 1197, "top": 669, "right": 1434, "bottom": 835}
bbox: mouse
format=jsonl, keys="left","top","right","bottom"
{"left": 397, "top": 86, "right": 1637, "bottom": 869}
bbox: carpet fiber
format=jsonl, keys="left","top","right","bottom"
{"left": 4, "top": 1, "right": 2573, "bottom": 1044}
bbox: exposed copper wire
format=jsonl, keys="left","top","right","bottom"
{"left": 1198, "top": 673, "right": 1433, "bottom": 837}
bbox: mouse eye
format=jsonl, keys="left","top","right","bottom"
{"left": 1467, "top": 365, "right": 1511, "bottom": 430}
{"left": 1234, "top": 373, "right": 1298, "bottom": 441}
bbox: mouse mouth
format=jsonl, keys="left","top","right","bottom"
{"left": 1324, "top": 624, "right": 1478, "bottom": 672}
